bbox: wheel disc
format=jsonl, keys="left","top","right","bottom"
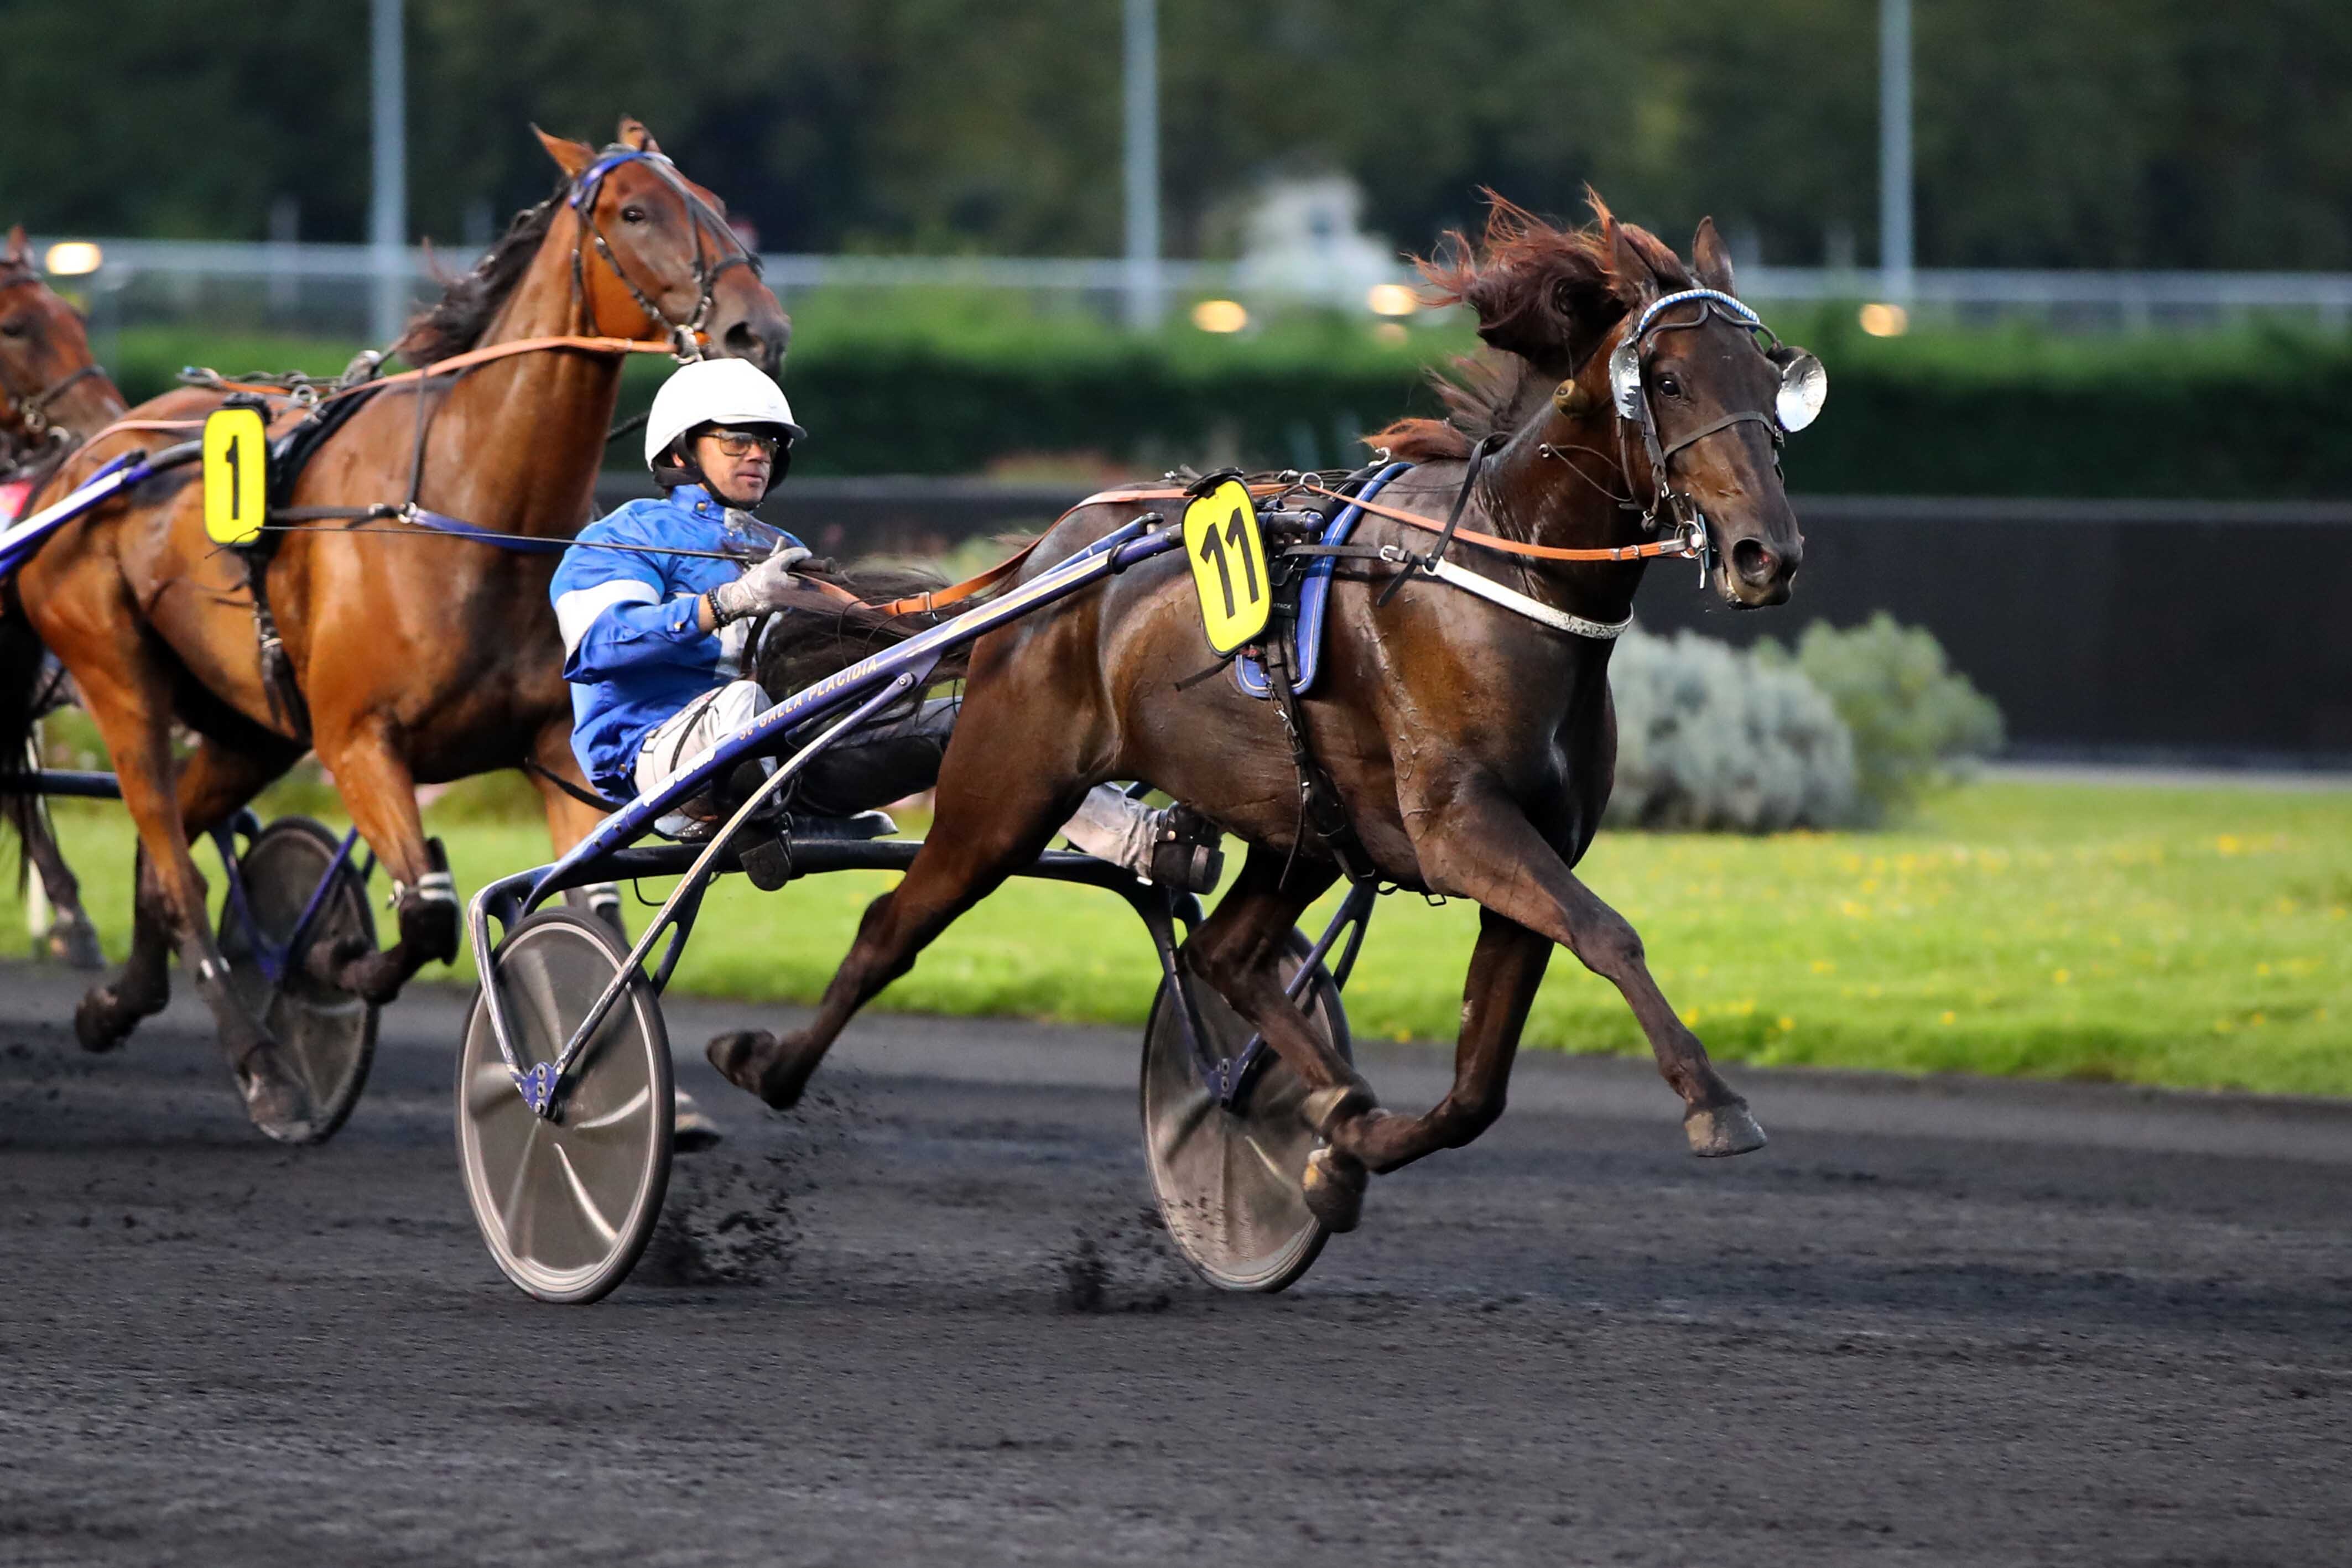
{"left": 216, "top": 815, "right": 379, "bottom": 1144}
{"left": 1139, "top": 930, "right": 1350, "bottom": 1293}
{"left": 457, "top": 909, "right": 672, "bottom": 1304}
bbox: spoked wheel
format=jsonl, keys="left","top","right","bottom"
{"left": 217, "top": 815, "right": 379, "bottom": 1145}
{"left": 1140, "top": 929, "right": 1351, "bottom": 1293}
{"left": 457, "top": 908, "right": 673, "bottom": 1304}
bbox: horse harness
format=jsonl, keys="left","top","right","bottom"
{"left": 164, "top": 144, "right": 726, "bottom": 743}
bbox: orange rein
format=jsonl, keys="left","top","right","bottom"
{"left": 854, "top": 481, "right": 1288, "bottom": 619}
{"left": 855, "top": 473, "right": 1687, "bottom": 622}
{"left": 1292, "top": 480, "right": 1697, "bottom": 563}
{"left": 77, "top": 335, "right": 683, "bottom": 452}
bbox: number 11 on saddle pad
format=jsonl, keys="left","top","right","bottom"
{"left": 1182, "top": 477, "right": 1271, "bottom": 657}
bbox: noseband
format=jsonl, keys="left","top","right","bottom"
{"left": 566, "top": 147, "right": 763, "bottom": 360}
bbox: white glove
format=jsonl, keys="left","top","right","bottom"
{"left": 709, "top": 545, "right": 813, "bottom": 625}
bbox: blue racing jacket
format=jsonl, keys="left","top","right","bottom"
{"left": 551, "top": 483, "right": 804, "bottom": 799}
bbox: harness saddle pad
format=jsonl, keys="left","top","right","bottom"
{"left": 1233, "top": 462, "right": 1412, "bottom": 700}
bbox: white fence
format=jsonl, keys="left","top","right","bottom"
{"left": 29, "top": 237, "right": 2352, "bottom": 343}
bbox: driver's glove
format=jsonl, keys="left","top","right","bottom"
{"left": 707, "top": 545, "right": 814, "bottom": 626}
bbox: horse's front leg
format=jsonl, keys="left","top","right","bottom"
{"left": 1389, "top": 779, "right": 1766, "bottom": 1159}
{"left": 309, "top": 720, "right": 455, "bottom": 1004}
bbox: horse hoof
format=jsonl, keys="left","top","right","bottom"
{"left": 43, "top": 917, "right": 106, "bottom": 972}
{"left": 706, "top": 1030, "right": 806, "bottom": 1111}
{"left": 241, "top": 1061, "right": 320, "bottom": 1145}
{"left": 1685, "top": 1100, "right": 1767, "bottom": 1158}
{"left": 673, "top": 1088, "right": 725, "bottom": 1153}
{"left": 1301, "top": 1147, "right": 1366, "bottom": 1233}
{"left": 72, "top": 990, "right": 133, "bottom": 1054}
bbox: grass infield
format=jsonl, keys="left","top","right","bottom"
{"left": 29, "top": 779, "right": 2352, "bottom": 1098}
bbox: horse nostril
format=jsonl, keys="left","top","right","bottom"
{"left": 724, "top": 321, "right": 779, "bottom": 375}
{"left": 1731, "top": 538, "right": 1781, "bottom": 584}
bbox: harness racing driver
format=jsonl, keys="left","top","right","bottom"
{"left": 550, "top": 357, "right": 1218, "bottom": 893}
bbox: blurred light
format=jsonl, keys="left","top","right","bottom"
{"left": 1857, "top": 301, "right": 1909, "bottom": 337}
{"left": 1190, "top": 299, "right": 1248, "bottom": 334}
{"left": 1365, "top": 283, "right": 1419, "bottom": 317}
{"left": 45, "top": 241, "right": 102, "bottom": 277}
{"left": 1373, "top": 321, "right": 1409, "bottom": 346}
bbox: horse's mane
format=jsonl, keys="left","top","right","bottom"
{"left": 1370, "top": 191, "right": 1690, "bottom": 463}
{"left": 393, "top": 186, "right": 565, "bottom": 367}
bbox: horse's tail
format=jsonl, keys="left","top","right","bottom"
{"left": 751, "top": 561, "right": 990, "bottom": 703}
{"left": 0, "top": 611, "right": 52, "bottom": 895}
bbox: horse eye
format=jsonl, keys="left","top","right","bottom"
{"left": 620, "top": 205, "right": 648, "bottom": 224}
{"left": 1657, "top": 373, "right": 1684, "bottom": 399}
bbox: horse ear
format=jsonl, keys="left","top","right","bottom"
{"left": 1692, "top": 216, "right": 1736, "bottom": 296}
{"left": 4, "top": 225, "right": 25, "bottom": 265}
{"left": 617, "top": 117, "right": 661, "bottom": 154}
{"left": 1605, "top": 213, "right": 1658, "bottom": 308}
{"left": 532, "top": 125, "right": 597, "bottom": 179}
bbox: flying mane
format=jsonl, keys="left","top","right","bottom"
{"left": 393, "top": 186, "right": 566, "bottom": 367}
{"left": 1371, "top": 191, "right": 1692, "bottom": 463}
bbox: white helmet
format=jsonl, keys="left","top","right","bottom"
{"left": 643, "top": 357, "right": 805, "bottom": 473}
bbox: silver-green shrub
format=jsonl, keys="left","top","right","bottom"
{"left": 1765, "top": 613, "right": 2006, "bottom": 823}
{"left": 1604, "top": 628, "right": 1858, "bottom": 832}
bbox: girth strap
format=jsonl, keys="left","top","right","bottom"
{"left": 1256, "top": 630, "right": 1377, "bottom": 887}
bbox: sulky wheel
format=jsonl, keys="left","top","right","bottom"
{"left": 217, "top": 814, "right": 379, "bottom": 1144}
{"left": 1140, "top": 928, "right": 1351, "bottom": 1293}
{"left": 457, "top": 908, "right": 673, "bottom": 1304}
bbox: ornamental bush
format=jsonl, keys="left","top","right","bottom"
{"left": 1764, "top": 613, "right": 2006, "bottom": 824}
{"left": 1602, "top": 629, "right": 1857, "bottom": 833}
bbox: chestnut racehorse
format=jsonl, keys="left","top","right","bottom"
{"left": 712, "top": 197, "right": 1809, "bottom": 1226}
{"left": 0, "top": 119, "right": 787, "bottom": 1138}
{"left": 1, "top": 224, "right": 129, "bottom": 966}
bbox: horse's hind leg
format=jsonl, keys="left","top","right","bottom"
{"left": 1179, "top": 845, "right": 1382, "bottom": 1228}
{"left": 77, "top": 735, "right": 297, "bottom": 1052}
{"left": 1381, "top": 779, "right": 1764, "bottom": 1160}
{"left": 706, "top": 757, "right": 1090, "bottom": 1111}
{"left": 1330, "top": 910, "right": 1552, "bottom": 1176}
{"left": 67, "top": 663, "right": 314, "bottom": 1131}
{"left": 74, "top": 843, "right": 173, "bottom": 1051}
{"left": 23, "top": 799, "right": 105, "bottom": 969}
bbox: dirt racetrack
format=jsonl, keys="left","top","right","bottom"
{"left": 3, "top": 958, "right": 2349, "bottom": 1566}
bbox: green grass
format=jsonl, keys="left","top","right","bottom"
{"left": 24, "top": 777, "right": 2351, "bottom": 1097}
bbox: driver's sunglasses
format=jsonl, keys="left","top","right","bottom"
{"left": 707, "top": 428, "right": 784, "bottom": 459}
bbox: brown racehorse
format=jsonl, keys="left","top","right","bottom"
{"left": 711, "top": 196, "right": 1802, "bottom": 1226}
{"left": 0, "top": 119, "right": 787, "bottom": 1138}
{"left": 1, "top": 225, "right": 130, "bottom": 966}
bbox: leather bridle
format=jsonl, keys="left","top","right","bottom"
{"left": 566, "top": 147, "right": 762, "bottom": 359}
{"left": 0, "top": 266, "right": 110, "bottom": 450}
{"left": 1607, "top": 287, "right": 1815, "bottom": 574}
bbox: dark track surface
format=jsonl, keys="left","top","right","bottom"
{"left": 4, "top": 960, "right": 2350, "bottom": 1566}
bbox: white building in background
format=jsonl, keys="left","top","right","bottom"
{"left": 1234, "top": 175, "right": 1402, "bottom": 309}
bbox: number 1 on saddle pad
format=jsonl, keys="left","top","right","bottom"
{"left": 202, "top": 406, "right": 269, "bottom": 546}
{"left": 1182, "top": 478, "right": 1271, "bottom": 656}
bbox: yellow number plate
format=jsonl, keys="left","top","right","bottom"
{"left": 1182, "top": 478, "right": 1270, "bottom": 656}
{"left": 202, "top": 406, "right": 269, "bottom": 546}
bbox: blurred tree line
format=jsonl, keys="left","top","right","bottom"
{"left": 3, "top": 0, "right": 2348, "bottom": 270}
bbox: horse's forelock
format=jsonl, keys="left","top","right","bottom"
{"left": 1377, "top": 191, "right": 1687, "bottom": 459}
